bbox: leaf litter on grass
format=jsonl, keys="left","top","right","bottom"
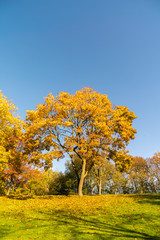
{"left": 0, "top": 194, "right": 160, "bottom": 240}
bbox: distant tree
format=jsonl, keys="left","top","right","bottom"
{"left": 49, "top": 172, "right": 77, "bottom": 195}
{"left": 25, "top": 87, "right": 137, "bottom": 196}
{"left": 64, "top": 156, "right": 81, "bottom": 194}
{"left": 150, "top": 153, "right": 160, "bottom": 192}
{"left": 92, "top": 161, "right": 126, "bottom": 194}
{"left": 127, "top": 157, "right": 151, "bottom": 193}
{"left": 2, "top": 161, "right": 35, "bottom": 195}
{"left": 25, "top": 169, "right": 74, "bottom": 196}
{"left": 91, "top": 161, "right": 110, "bottom": 195}
{"left": 26, "top": 169, "right": 48, "bottom": 195}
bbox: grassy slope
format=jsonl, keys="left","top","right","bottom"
{"left": 0, "top": 194, "right": 160, "bottom": 240}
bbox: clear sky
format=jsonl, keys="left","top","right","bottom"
{"left": 1, "top": 0, "right": 160, "bottom": 172}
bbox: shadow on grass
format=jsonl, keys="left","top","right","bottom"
{"left": 6, "top": 194, "right": 34, "bottom": 200}
{"left": 1, "top": 194, "right": 160, "bottom": 239}
{"left": 30, "top": 208, "right": 160, "bottom": 240}
{"left": 6, "top": 194, "right": 71, "bottom": 200}
{"left": 122, "top": 194, "right": 160, "bottom": 206}
{"left": 1, "top": 208, "right": 160, "bottom": 239}
{"left": 0, "top": 226, "right": 13, "bottom": 239}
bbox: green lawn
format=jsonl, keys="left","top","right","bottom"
{"left": 0, "top": 194, "right": 160, "bottom": 240}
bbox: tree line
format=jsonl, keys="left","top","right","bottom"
{"left": 0, "top": 87, "right": 159, "bottom": 196}
{"left": 1, "top": 155, "right": 159, "bottom": 196}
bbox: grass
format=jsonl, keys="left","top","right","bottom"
{"left": 0, "top": 194, "right": 160, "bottom": 240}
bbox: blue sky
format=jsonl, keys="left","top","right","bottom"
{"left": 1, "top": 0, "right": 160, "bottom": 172}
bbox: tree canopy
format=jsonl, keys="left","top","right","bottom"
{"left": 0, "top": 91, "right": 30, "bottom": 194}
{"left": 0, "top": 91, "right": 22, "bottom": 173}
{"left": 25, "top": 87, "right": 137, "bottom": 195}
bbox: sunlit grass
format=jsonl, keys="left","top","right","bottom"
{"left": 0, "top": 194, "right": 160, "bottom": 239}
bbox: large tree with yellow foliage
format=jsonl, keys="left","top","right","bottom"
{"left": 0, "top": 91, "right": 29, "bottom": 194}
{"left": 0, "top": 91, "right": 22, "bottom": 171}
{"left": 25, "top": 87, "right": 137, "bottom": 196}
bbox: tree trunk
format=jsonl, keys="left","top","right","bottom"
{"left": 98, "top": 180, "right": 102, "bottom": 195}
{"left": 98, "top": 166, "right": 102, "bottom": 195}
{"left": 6, "top": 186, "right": 11, "bottom": 196}
{"left": 77, "top": 178, "right": 80, "bottom": 194}
{"left": 78, "top": 159, "right": 87, "bottom": 196}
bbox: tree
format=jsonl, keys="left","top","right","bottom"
{"left": 126, "top": 157, "right": 151, "bottom": 193}
{"left": 62, "top": 158, "right": 127, "bottom": 195}
{"left": 87, "top": 160, "right": 126, "bottom": 194}
{"left": 0, "top": 91, "right": 28, "bottom": 194}
{"left": 64, "top": 155, "right": 95, "bottom": 195}
{"left": 49, "top": 172, "right": 76, "bottom": 195}
{"left": 64, "top": 155, "right": 82, "bottom": 194}
{"left": 25, "top": 169, "right": 56, "bottom": 196}
{"left": 0, "top": 91, "right": 21, "bottom": 170}
{"left": 152, "top": 152, "right": 160, "bottom": 167}
{"left": 150, "top": 153, "right": 160, "bottom": 192}
{"left": 25, "top": 87, "right": 137, "bottom": 196}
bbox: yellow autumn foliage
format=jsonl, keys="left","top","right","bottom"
{"left": 25, "top": 88, "right": 137, "bottom": 194}
{"left": 0, "top": 91, "right": 22, "bottom": 173}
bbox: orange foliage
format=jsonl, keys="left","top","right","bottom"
{"left": 25, "top": 88, "right": 137, "bottom": 195}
